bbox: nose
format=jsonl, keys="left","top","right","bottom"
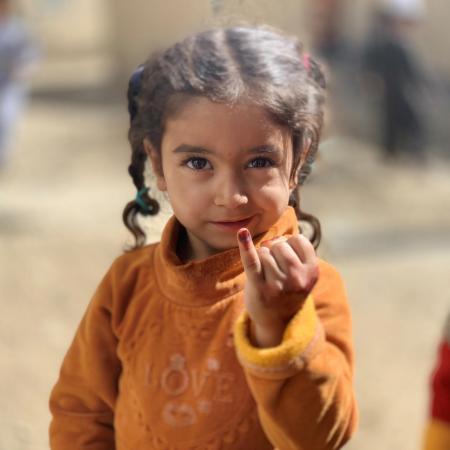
{"left": 213, "top": 172, "right": 248, "bottom": 208}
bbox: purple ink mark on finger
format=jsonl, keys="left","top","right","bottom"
{"left": 238, "top": 228, "right": 252, "bottom": 250}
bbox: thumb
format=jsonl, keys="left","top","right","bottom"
{"left": 237, "top": 228, "right": 262, "bottom": 280}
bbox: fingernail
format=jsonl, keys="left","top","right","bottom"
{"left": 238, "top": 229, "right": 251, "bottom": 247}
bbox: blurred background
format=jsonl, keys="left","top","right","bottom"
{"left": 0, "top": 0, "right": 449, "bottom": 449}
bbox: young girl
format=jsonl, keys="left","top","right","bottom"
{"left": 49, "top": 25, "right": 357, "bottom": 449}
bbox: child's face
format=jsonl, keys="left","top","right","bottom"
{"left": 147, "top": 97, "right": 299, "bottom": 260}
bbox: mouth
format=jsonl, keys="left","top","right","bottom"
{"left": 210, "top": 216, "right": 254, "bottom": 231}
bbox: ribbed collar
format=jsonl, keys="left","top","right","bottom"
{"left": 153, "top": 207, "right": 299, "bottom": 307}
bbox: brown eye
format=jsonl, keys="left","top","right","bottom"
{"left": 247, "top": 157, "right": 275, "bottom": 169}
{"left": 185, "top": 157, "right": 212, "bottom": 170}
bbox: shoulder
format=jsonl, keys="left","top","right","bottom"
{"left": 109, "top": 243, "right": 157, "bottom": 279}
{"left": 94, "top": 243, "right": 159, "bottom": 313}
{"left": 86, "top": 243, "right": 161, "bottom": 332}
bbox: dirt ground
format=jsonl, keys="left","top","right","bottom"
{"left": 1, "top": 93, "right": 449, "bottom": 450}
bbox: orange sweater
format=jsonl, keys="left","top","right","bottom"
{"left": 49, "top": 207, "right": 357, "bottom": 449}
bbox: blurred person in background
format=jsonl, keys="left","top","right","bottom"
{"left": 309, "top": 0, "right": 351, "bottom": 65}
{"left": 361, "top": 0, "right": 427, "bottom": 162}
{"left": 0, "top": 0, "right": 39, "bottom": 169}
{"left": 423, "top": 313, "right": 450, "bottom": 449}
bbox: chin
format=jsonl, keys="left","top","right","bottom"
{"left": 214, "top": 240, "right": 239, "bottom": 252}
{"left": 207, "top": 238, "right": 240, "bottom": 254}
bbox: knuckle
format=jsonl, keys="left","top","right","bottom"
{"left": 287, "top": 235, "right": 301, "bottom": 246}
{"left": 288, "top": 267, "right": 318, "bottom": 292}
{"left": 288, "top": 276, "right": 304, "bottom": 292}
{"left": 257, "top": 246, "right": 271, "bottom": 257}
{"left": 299, "top": 233, "right": 313, "bottom": 246}
{"left": 246, "top": 259, "right": 259, "bottom": 271}
{"left": 271, "top": 238, "right": 288, "bottom": 250}
{"left": 303, "top": 268, "right": 319, "bottom": 291}
{"left": 308, "top": 264, "right": 320, "bottom": 283}
{"left": 263, "top": 236, "right": 288, "bottom": 249}
{"left": 299, "top": 234, "right": 315, "bottom": 253}
{"left": 285, "top": 262, "right": 301, "bottom": 278}
{"left": 267, "top": 281, "right": 283, "bottom": 297}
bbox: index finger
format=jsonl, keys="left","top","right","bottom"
{"left": 237, "top": 228, "right": 262, "bottom": 280}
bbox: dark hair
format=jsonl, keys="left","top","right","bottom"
{"left": 124, "top": 25, "right": 326, "bottom": 249}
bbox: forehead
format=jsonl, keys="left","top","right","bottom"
{"left": 162, "top": 97, "right": 291, "bottom": 151}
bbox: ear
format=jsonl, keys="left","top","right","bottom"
{"left": 143, "top": 138, "right": 167, "bottom": 192}
{"left": 289, "top": 136, "right": 311, "bottom": 190}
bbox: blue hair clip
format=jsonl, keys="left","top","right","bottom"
{"left": 135, "top": 187, "right": 151, "bottom": 214}
{"left": 128, "top": 65, "right": 145, "bottom": 122}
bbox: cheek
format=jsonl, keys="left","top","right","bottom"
{"left": 251, "top": 171, "right": 291, "bottom": 195}
{"left": 253, "top": 181, "right": 291, "bottom": 207}
{"left": 166, "top": 176, "right": 208, "bottom": 206}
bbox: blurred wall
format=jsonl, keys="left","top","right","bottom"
{"left": 17, "top": 0, "right": 110, "bottom": 53}
{"left": 15, "top": 0, "right": 450, "bottom": 89}
{"left": 107, "top": 0, "right": 450, "bottom": 85}
{"left": 107, "top": 0, "right": 310, "bottom": 87}
{"left": 16, "top": 0, "right": 114, "bottom": 90}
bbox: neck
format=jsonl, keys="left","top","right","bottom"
{"left": 176, "top": 227, "right": 193, "bottom": 263}
{"left": 153, "top": 207, "right": 299, "bottom": 306}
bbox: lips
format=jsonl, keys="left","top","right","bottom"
{"left": 211, "top": 216, "right": 254, "bottom": 230}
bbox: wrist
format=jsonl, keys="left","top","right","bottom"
{"left": 249, "top": 319, "right": 287, "bottom": 348}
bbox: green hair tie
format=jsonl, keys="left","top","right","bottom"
{"left": 135, "top": 187, "right": 152, "bottom": 214}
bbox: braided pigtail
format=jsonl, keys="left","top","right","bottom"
{"left": 122, "top": 66, "right": 160, "bottom": 249}
{"left": 287, "top": 52, "right": 326, "bottom": 249}
{"left": 289, "top": 187, "right": 322, "bottom": 249}
{"left": 297, "top": 53, "right": 326, "bottom": 188}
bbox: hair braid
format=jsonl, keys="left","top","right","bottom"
{"left": 122, "top": 71, "right": 160, "bottom": 248}
{"left": 128, "top": 147, "right": 147, "bottom": 190}
{"left": 289, "top": 187, "right": 321, "bottom": 249}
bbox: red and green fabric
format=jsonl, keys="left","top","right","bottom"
{"left": 423, "top": 315, "right": 450, "bottom": 449}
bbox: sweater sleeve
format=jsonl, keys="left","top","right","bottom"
{"left": 49, "top": 268, "right": 122, "bottom": 450}
{"left": 233, "top": 260, "right": 358, "bottom": 449}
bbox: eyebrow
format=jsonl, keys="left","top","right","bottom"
{"left": 172, "top": 144, "right": 281, "bottom": 155}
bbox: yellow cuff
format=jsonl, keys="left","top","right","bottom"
{"left": 233, "top": 295, "right": 321, "bottom": 377}
{"left": 423, "top": 420, "right": 450, "bottom": 450}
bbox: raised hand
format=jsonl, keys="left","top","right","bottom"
{"left": 237, "top": 228, "right": 319, "bottom": 348}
